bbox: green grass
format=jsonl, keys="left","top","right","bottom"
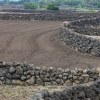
{"left": 74, "top": 8, "right": 98, "bottom": 13}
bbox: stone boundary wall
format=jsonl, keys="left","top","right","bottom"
{"left": 0, "top": 61, "right": 100, "bottom": 86}
{"left": 31, "top": 79, "right": 100, "bottom": 100}
{"left": 58, "top": 20, "right": 100, "bottom": 56}
{"left": 0, "top": 10, "right": 100, "bottom": 21}
{"left": 68, "top": 17, "right": 100, "bottom": 35}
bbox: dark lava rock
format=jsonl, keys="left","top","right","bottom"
{"left": 9, "top": 67, "right": 16, "bottom": 74}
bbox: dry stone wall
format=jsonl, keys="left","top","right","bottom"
{"left": 0, "top": 61, "right": 100, "bottom": 86}
{"left": 31, "top": 79, "right": 100, "bottom": 100}
{"left": 68, "top": 17, "right": 100, "bottom": 35}
{"left": 58, "top": 17, "right": 100, "bottom": 56}
{"left": 0, "top": 10, "right": 100, "bottom": 21}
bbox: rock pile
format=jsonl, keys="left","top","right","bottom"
{"left": 0, "top": 61, "right": 100, "bottom": 86}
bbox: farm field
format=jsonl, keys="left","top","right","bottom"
{"left": 0, "top": 20, "right": 100, "bottom": 69}
{"left": 0, "top": 10, "right": 100, "bottom": 100}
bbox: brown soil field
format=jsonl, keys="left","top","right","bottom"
{"left": 1, "top": 20, "right": 100, "bottom": 100}
{"left": 0, "top": 20, "right": 100, "bottom": 69}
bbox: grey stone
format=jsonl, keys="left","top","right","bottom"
{"left": 52, "top": 81, "right": 58, "bottom": 85}
{"left": 56, "top": 79, "right": 61, "bottom": 84}
{"left": 27, "top": 75, "right": 31, "bottom": 79}
{"left": 6, "top": 79, "right": 12, "bottom": 85}
{"left": 21, "top": 76, "right": 27, "bottom": 81}
{"left": 16, "top": 66, "right": 23, "bottom": 75}
{"left": 12, "top": 74, "right": 21, "bottom": 79}
{"left": 0, "top": 69, "right": 7, "bottom": 77}
{"left": 45, "top": 82, "right": 52, "bottom": 85}
{"left": 9, "top": 67, "right": 16, "bottom": 74}
{"left": 30, "top": 71, "right": 35, "bottom": 76}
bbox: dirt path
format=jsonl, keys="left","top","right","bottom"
{"left": 0, "top": 20, "right": 100, "bottom": 69}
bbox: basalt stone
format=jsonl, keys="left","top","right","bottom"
{"left": 52, "top": 81, "right": 58, "bottom": 85}
{"left": 27, "top": 70, "right": 31, "bottom": 75}
{"left": 6, "top": 73, "right": 12, "bottom": 79}
{"left": 16, "top": 66, "right": 23, "bottom": 75}
{"left": 45, "top": 82, "right": 52, "bottom": 86}
{"left": 78, "top": 77, "right": 84, "bottom": 82}
{"left": 35, "top": 71, "right": 40, "bottom": 75}
{"left": 23, "top": 67, "right": 27, "bottom": 71}
{"left": 26, "top": 76, "right": 35, "bottom": 85}
{"left": 90, "top": 68, "right": 96, "bottom": 74}
{"left": 6, "top": 79, "right": 12, "bottom": 85}
{"left": 12, "top": 74, "right": 21, "bottom": 79}
{"left": 27, "top": 64, "right": 35, "bottom": 70}
{"left": 36, "top": 78, "right": 43, "bottom": 85}
{"left": 30, "top": 71, "right": 35, "bottom": 76}
{"left": 9, "top": 67, "right": 16, "bottom": 74}
{"left": 21, "top": 76, "right": 27, "bottom": 81}
{"left": 56, "top": 79, "right": 61, "bottom": 84}
{"left": 27, "top": 75, "right": 31, "bottom": 80}
{"left": 23, "top": 62, "right": 29, "bottom": 67}
{"left": 35, "top": 66, "right": 41, "bottom": 71}
{"left": 31, "top": 92, "right": 44, "bottom": 100}
{"left": 0, "top": 69, "right": 7, "bottom": 77}
{"left": 24, "top": 72, "right": 27, "bottom": 76}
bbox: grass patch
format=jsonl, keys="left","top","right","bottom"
{"left": 0, "top": 85, "right": 66, "bottom": 100}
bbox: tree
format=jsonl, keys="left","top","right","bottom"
{"left": 47, "top": 4, "right": 59, "bottom": 10}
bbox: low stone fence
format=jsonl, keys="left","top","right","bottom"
{"left": 31, "top": 79, "right": 100, "bottom": 100}
{"left": 58, "top": 20, "right": 100, "bottom": 56}
{"left": 0, "top": 61, "right": 100, "bottom": 86}
{"left": 0, "top": 10, "right": 100, "bottom": 21}
{"left": 68, "top": 17, "right": 100, "bottom": 35}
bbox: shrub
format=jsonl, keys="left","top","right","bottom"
{"left": 24, "top": 2, "right": 37, "bottom": 9}
{"left": 46, "top": 4, "right": 59, "bottom": 10}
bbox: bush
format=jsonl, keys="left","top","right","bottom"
{"left": 47, "top": 4, "right": 59, "bottom": 10}
{"left": 24, "top": 2, "right": 37, "bottom": 9}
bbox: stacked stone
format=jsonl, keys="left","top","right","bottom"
{"left": 58, "top": 19, "right": 100, "bottom": 57}
{"left": 31, "top": 79, "right": 100, "bottom": 100}
{"left": 0, "top": 61, "right": 100, "bottom": 86}
{"left": 0, "top": 10, "right": 100, "bottom": 21}
{"left": 69, "top": 17, "right": 100, "bottom": 35}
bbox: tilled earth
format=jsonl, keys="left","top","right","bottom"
{"left": 1, "top": 20, "right": 100, "bottom": 100}
{"left": 0, "top": 20, "right": 100, "bottom": 69}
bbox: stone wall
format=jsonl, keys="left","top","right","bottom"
{"left": 0, "top": 61, "right": 100, "bottom": 86}
{"left": 31, "top": 79, "right": 100, "bottom": 100}
{"left": 58, "top": 19, "right": 100, "bottom": 56}
{"left": 68, "top": 17, "right": 100, "bottom": 35}
{"left": 0, "top": 10, "right": 100, "bottom": 21}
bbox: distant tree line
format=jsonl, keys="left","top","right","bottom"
{"left": 0, "top": 0, "right": 100, "bottom": 9}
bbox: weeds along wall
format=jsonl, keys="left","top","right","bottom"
{"left": 0, "top": 61, "right": 100, "bottom": 86}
